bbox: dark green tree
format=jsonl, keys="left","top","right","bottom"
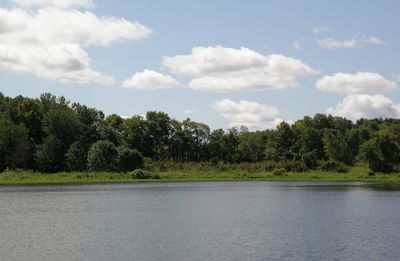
{"left": 360, "top": 130, "right": 400, "bottom": 173}
{"left": 117, "top": 146, "right": 144, "bottom": 172}
{"left": 87, "top": 140, "right": 118, "bottom": 171}
{"left": 35, "top": 135, "right": 65, "bottom": 173}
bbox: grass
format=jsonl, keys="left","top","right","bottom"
{"left": 1, "top": 166, "right": 400, "bottom": 186}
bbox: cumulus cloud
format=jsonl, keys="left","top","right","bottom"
{"left": 212, "top": 99, "right": 284, "bottom": 129}
{"left": 122, "top": 70, "right": 181, "bottom": 90}
{"left": 316, "top": 72, "right": 397, "bottom": 94}
{"left": 0, "top": 43, "right": 114, "bottom": 84}
{"left": 11, "top": 0, "right": 94, "bottom": 9}
{"left": 327, "top": 94, "right": 400, "bottom": 121}
{"left": 318, "top": 35, "right": 385, "bottom": 49}
{"left": 0, "top": 2, "right": 151, "bottom": 84}
{"left": 163, "top": 46, "right": 318, "bottom": 92}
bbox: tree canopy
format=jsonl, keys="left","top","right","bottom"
{"left": 0, "top": 92, "right": 399, "bottom": 173}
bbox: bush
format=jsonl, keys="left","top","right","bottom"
{"left": 131, "top": 169, "right": 152, "bottom": 179}
{"left": 283, "top": 161, "right": 308, "bottom": 172}
{"left": 264, "top": 161, "right": 279, "bottom": 172}
{"left": 273, "top": 168, "right": 286, "bottom": 176}
{"left": 117, "top": 146, "right": 144, "bottom": 172}
{"left": 320, "top": 160, "right": 349, "bottom": 173}
{"left": 368, "top": 171, "right": 376, "bottom": 177}
{"left": 87, "top": 140, "right": 118, "bottom": 172}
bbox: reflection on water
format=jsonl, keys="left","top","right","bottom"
{"left": 0, "top": 182, "right": 399, "bottom": 261}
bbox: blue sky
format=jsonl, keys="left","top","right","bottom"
{"left": 0, "top": 0, "right": 399, "bottom": 129}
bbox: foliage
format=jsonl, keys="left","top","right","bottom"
{"left": 117, "top": 146, "right": 144, "bottom": 172}
{"left": 320, "top": 160, "right": 349, "bottom": 173}
{"left": 273, "top": 168, "right": 286, "bottom": 176}
{"left": 87, "top": 140, "right": 118, "bottom": 172}
{"left": 1, "top": 92, "right": 400, "bottom": 174}
{"left": 66, "top": 141, "right": 88, "bottom": 172}
{"left": 283, "top": 161, "right": 308, "bottom": 172}
{"left": 35, "top": 135, "right": 65, "bottom": 173}
{"left": 360, "top": 130, "right": 400, "bottom": 173}
{"left": 131, "top": 169, "right": 153, "bottom": 179}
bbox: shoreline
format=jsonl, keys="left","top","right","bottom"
{"left": 1, "top": 169, "right": 400, "bottom": 186}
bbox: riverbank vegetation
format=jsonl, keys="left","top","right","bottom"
{"left": 0, "top": 92, "right": 399, "bottom": 179}
{"left": 1, "top": 165, "right": 400, "bottom": 185}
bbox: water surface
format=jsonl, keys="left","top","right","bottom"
{"left": 1, "top": 182, "right": 399, "bottom": 261}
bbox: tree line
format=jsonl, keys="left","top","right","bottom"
{"left": 0, "top": 92, "right": 399, "bottom": 173}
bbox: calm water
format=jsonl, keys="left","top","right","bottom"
{"left": 0, "top": 182, "right": 400, "bottom": 261}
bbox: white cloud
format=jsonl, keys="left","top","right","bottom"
{"left": 292, "top": 40, "right": 301, "bottom": 50}
{"left": 122, "top": 70, "right": 181, "bottom": 90}
{"left": 359, "top": 35, "right": 386, "bottom": 45}
{"left": 0, "top": 8, "right": 151, "bottom": 46}
{"left": 312, "top": 26, "right": 330, "bottom": 33}
{"left": 0, "top": 3, "right": 151, "bottom": 84}
{"left": 163, "top": 46, "right": 318, "bottom": 92}
{"left": 11, "top": 0, "right": 94, "bottom": 9}
{"left": 318, "top": 38, "right": 357, "bottom": 49}
{"left": 318, "top": 35, "right": 385, "bottom": 49}
{"left": 212, "top": 99, "right": 283, "bottom": 129}
{"left": 316, "top": 72, "right": 397, "bottom": 94}
{"left": 327, "top": 94, "right": 400, "bottom": 121}
{"left": 0, "top": 43, "right": 114, "bottom": 84}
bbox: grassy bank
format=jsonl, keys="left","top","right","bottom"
{"left": 1, "top": 166, "right": 400, "bottom": 185}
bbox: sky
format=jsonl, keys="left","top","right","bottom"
{"left": 0, "top": 0, "right": 399, "bottom": 130}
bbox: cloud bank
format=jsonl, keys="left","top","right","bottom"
{"left": 317, "top": 72, "right": 397, "bottom": 94}
{"left": 0, "top": 1, "right": 151, "bottom": 84}
{"left": 162, "top": 46, "right": 318, "bottom": 92}
{"left": 212, "top": 99, "right": 283, "bottom": 129}
{"left": 327, "top": 94, "right": 400, "bottom": 121}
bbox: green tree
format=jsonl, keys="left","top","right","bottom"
{"left": 35, "top": 135, "right": 65, "bottom": 173}
{"left": 145, "top": 111, "right": 172, "bottom": 160}
{"left": 275, "top": 122, "right": 295, "bottom": 160}
{"left": 0, "top": 116, "right": 32, "bottom": 171}
{"left": 117, "top": 146, "right": 144, "bottom": 172}
{"left": 360, "top": 130, "right": 400, "bottom": 173}
{"left": 15, "top": 98, "right": 44, "bottom": 143}
{"left": 65, "top": 141, "right": 88, "bottom": 171}
{"left": 238, "top": 131, "right": 265, "bottom": 162}
{"left": 44, "top": 108, "right": 82, "bottom": 147}
{"left": 87, "top": 140, "right": 118, "bottom": 171}
{"left": 323, "top": 129, "right": 355, "bottom": 164}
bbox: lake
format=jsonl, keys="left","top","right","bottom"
{"left": 0, "top": 182, "right": 399, "bottom": 261}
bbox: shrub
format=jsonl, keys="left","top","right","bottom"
{"left": 264, "top": 161, "right": 279, "bottom": 172}
{"left": 87, "top": 140, "right": 118, "bottom": 172}
{"left": 283, "top": 161, "right": 308, "bottom": 172}
{"left": 273, "top": 168, "right": 286, "bottom": 176}
{"left": 117, "top": 146, "right": 144, "bottom": 172}
{"left": 320, "top": 160, "right": 349, "bottom": 173}
{"left": 368, "top": 171, "right": 376, "bottom": 177}
{"left": 131, "top": 169, "right": 152, "bottom": 179}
